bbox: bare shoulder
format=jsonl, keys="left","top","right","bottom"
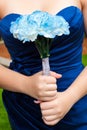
{"left": 0, "top": 0, "right": 6, "bottom": 9}
{"left": 80, "top": 0, "right": 87, "bottom": 7}
{"left": 0, "top": 0, "right": 9, "bottom": 19}
{"left": 0, "top": 0, "right": 6, "bottom": 18}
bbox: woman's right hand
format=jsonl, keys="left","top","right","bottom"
{"left": 23, "top": 71, "right": 62, "bottom": 102}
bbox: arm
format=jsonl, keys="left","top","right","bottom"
{"left": 60, "top": 0, "right": 87, "bottom": 103}
{"left": 40, "top": 67, "right": 87, "bottom": 126}
{"left": 64, "top": 66, "right": 87, "bottom": 101}
{"left": 40, "top": 0, "right": 87, "bottom": 125}
{"left": 82, "top": 0, "right": 87, "bottom": 35}
{"left": 0, "top": 64, "right": 61, "bottom": 101}
{"left": 0, "top": 0, "right": 6, "bottom": 19}
{"left": 0, "top": 64, "right": 27, "bottom": 92}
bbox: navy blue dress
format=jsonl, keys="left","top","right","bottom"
{"left": 0, "top": 6, "right": 87, "bottom": 130}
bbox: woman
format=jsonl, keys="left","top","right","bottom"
{"left": 0, "top": 0, "right": 87, "bottom": 129}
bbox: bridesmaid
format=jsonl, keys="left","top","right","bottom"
{"left": 0, "top": 0, "right": 87, "bottom": 129}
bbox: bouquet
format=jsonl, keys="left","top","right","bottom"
{"left": 10, "top": 10, "right": 70, "bottom": 75}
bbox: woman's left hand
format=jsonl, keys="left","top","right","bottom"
{"left": 40, "top": 91, "right": 74, "bottom": 126}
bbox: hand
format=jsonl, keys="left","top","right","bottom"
{"left": 40, "top": 91, "right": 74, "bottom": 126}
{"left": 24, "top": 71, "right": 62, "bottom": 101}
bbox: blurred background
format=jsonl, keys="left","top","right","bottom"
{"left": 0, "top": 36, "right": 87, "bottom": 130}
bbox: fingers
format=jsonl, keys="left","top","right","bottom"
{"left": 37, "top": 84, "right": 57, "bottom": 101}
{"left": 32, "top": 71, "right": 61, "bottom": 101}
{"left": 42, "top": 115, "right": 58, "bottom": 122}
{"left": 43, "top": 90, "right": 57, "bottom": 97}
{"left": 50, "top": 71, "right": 62, "bottom": 79}
{"left": 40, "top": 91, "right": 57, "bottom": 101}
{"left": 41, "top": 108, "right": 54, "bottom": 116}
{"left": 37, "top": 71, "right": 62, "bottom": 80}
{"left": 41, "top": 72, "right": 62, "bottom": 85}
{"left": 40, "top": 100, "right": 61, "bottom": 126}
{"left": 40, "top": 96, "right": 57, "bottom": 102}
{"left": 42, "top": 75, "right": 57, "bottom": 84}
{"left": 40, "top": 100, "right": 55, "bottom": 110}
{"left": 42, "top": 117, "right": 60, "bottom": 126}
{"left": 41, "top": 105, "right": 60, "bottom": 125}
{"left": 44, "top": 84, "right": 57, "bottom": 91}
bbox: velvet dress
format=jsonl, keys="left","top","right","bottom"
{"left": 0, "top": 6, "right": 87, "bottom": 130}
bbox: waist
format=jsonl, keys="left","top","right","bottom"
{"left": 9, "top": 58, "right": 84, "bottom": 76}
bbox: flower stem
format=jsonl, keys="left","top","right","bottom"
{"left": 42, "top": 57, "right": 50, "bottom": 75}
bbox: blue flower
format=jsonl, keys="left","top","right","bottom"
{"left": 10, "top": 10, "right": 70, "bottom": 75}
{"left": 10, "top": 10, "right": 70, "bottom": 43}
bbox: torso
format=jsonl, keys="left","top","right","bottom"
{"left": 0, "top": 0, "right": 85, "bottom": 82}
{"left": 0, "top": 0, "right": 82, "bottom": 19}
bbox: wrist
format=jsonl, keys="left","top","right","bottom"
{"left": 20, "top": 75, "right": 33, "bottom": 97}
{"left": 65, "top": 67, "right": 87, "bottom": 105}
{"left": 64, "top": 89, "right": 78, "bottom": 106}
{"left": 19, "top": 75, "right": 30, "bottom": 94}
{"left": 65, "top": 84, "right": 87, "bottom": 105}
{"left": 64, "top": 91, "right": 75, "bottom": 107}
{"left": 56, "top": 91, "right": 75, "bottom": 111}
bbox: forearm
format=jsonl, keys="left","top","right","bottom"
{"left": 66, "top": 66, "right": 87, "bottom": 105}
{"left": 0, "top": 64, "right": 27, "bottom": 93}
{"left": 0, "top": 64, "right": 61, "bottom": 101}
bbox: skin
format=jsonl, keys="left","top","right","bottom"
{"left": 0, "top": 0, "right": 87, "bottom": 126}
{"left": 0, "top": 65, "right": 62, "bottom": 101}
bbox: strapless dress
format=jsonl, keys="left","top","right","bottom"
{"left": 0, "top": 6, "right": 87, "bottom": 130}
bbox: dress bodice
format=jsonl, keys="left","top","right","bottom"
{"left": 0, "top": 6, "right": 85, "bottom": 89}
{"left": 2, "top": 6, "right": 87, "bottom": 130}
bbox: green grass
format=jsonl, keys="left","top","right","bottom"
{"left": 0, "top": 55, "right": 87, "bottom": 130}
{"left": 82, "top": 55, "right": 87, "bottom": 66}
{"left": 0, "top": 89, "right": 11, "bottom": 130}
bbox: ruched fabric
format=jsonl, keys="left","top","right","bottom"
{"left": 0, "top": 6, "right": 87, "bottom": 130}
